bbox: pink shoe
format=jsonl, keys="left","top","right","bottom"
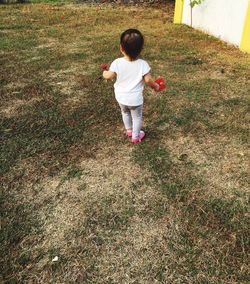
{"left": 127, "top": 130, "right": 132, "bottom": 137}
{"left": 131, "top": 131, "right": 145, "bottom": 143}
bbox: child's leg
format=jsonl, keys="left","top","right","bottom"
{"left": 119, "top": 103, "right": 132, "bottom": 131}
{"left": 130, "top": 105, "right": 143, "bottom": 139}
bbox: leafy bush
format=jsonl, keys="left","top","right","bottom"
{"left": 0, "top": 0, "right": 26, "bottom": 3}
{"left": 190, "top": 0, "right": 204, "bottom": 8}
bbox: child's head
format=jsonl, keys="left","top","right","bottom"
{"left": 120, "top": 29, "right": 144, "bottom": 60}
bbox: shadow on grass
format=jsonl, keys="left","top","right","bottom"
{"left": 0, "top": 193, "right": 43, "bottom": 281}
{"left": 0, "top": 74, "right": 121, "bottom": 281}
{"left": 132, "top": 133, "right": 249, "bottom": 282}
{"left": 0, "top": 77, "right": 120, "bottom": 175}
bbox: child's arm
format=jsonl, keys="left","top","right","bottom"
{"left": 143, "top": 73, "right": 160, "bottom": 91}
{"left": 103, "top": 70, "right": 116, "bottom": 80}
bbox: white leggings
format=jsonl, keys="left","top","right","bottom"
{"left": 119, "top": 103, "right": 143, "bottom": 139}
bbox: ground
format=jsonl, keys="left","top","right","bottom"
{"left": 0, "top": 1, "right": 249, "bottom": 283}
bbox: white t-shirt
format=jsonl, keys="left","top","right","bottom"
{"left": 109, "top": 57, "right": 151, "bottom": 106}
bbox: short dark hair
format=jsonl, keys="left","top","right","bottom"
{"left": 120, "top": 29, "right": 144, "bottom": 60}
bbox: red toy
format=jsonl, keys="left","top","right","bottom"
{"left": 100, "top": 64, "right": 109, "bottom": 71}
{"left": 155, "top": 78, "right": 167, "bottom": 92}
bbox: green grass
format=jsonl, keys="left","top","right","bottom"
{"left": 0, "top": 1, "right": 249, "bottom": 283}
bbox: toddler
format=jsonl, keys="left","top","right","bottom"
{"left": 103, "top": 28, "right": 162, "bottom": 143}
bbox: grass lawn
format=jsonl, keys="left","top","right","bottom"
{"left": 0, "top": 1, "right": 249, "bottom": 283}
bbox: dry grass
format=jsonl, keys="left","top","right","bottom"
{"left": 0, "top": 1, "right": 249, "bottom": 283}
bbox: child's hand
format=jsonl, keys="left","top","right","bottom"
{"left": 154, "top": 78, "right": 166, "bottom": 92}
{"left": 100, "top": 64, "right": 109, "bottom": 71}
{"left": 101, "top": 64, "right": 116, "bottom": 80}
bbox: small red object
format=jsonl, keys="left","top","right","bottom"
{"left": 61, "top": 16, "right": 64, "bottom": 20}
{"left": 100, "top": 64, "right": 109, "bottom": 70}
{"left": 155, "top": 77, "right": 166, "bottom": 92}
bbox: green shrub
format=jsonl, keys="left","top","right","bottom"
{"left": 0, "top": 0, "right": 26, "bottom": 3}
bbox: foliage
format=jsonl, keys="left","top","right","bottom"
{"left": 190, "top": 0, "right": 204, "bottom": 8}
{"left": 0, "top": 0, "right": 26, "bottom": 3}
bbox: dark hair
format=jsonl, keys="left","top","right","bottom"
{"left": 120, "top": 29, "right": 144, "bottom": 60}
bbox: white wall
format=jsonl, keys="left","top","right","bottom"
{"left": 182, "top": 0, "right": 249, "bottom": 46}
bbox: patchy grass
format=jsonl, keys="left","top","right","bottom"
{"left": 0, "top": 1, "right": 249, "bottom": 283}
